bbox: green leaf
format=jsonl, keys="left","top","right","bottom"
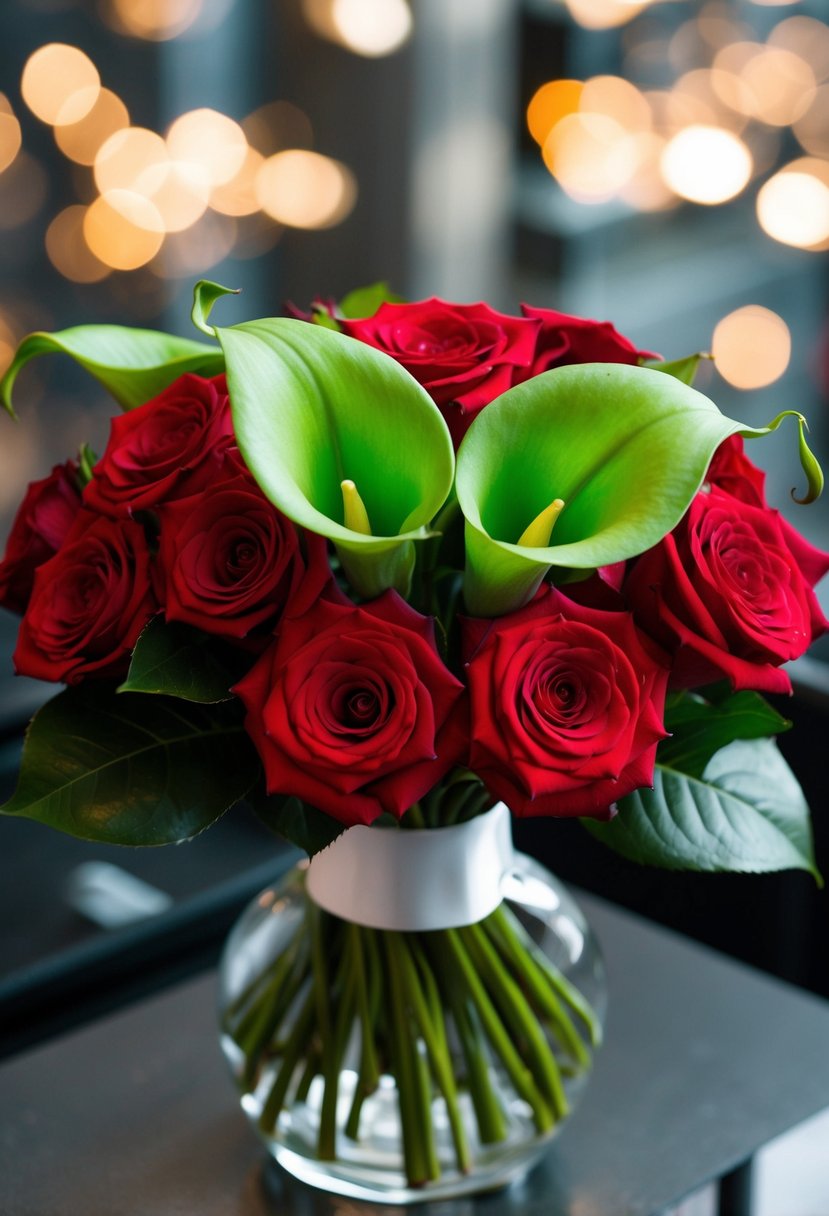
{"left": 339, "top": 281, "right": 405, "bottom": 319}
{"left": 1, "top": 325, "right": 224, "bottom": 416}
{"left": 213, "top": 311, "right": 455, "bottom": 598}
{"left": 661, "top": 689, "right": 791, "bottom": 780}
{"left": 0, "top": 686, "right": 256, "bottom": 845}
{"left": 191, "top": 279, "right": 241, "bottom": 337}
{"left": 456, "top": 363, "right": 750, "bottom": 616}
{"left": 250, "top": 789, "right": 345, "bottom": 857}
{"left": 641, "top": 352, "right": 710, "bottom": 385}
{"left": 585, "top": 739, "right": 820, "bottom": 883}
{"left": 118, "top": 616, "right": 246, "bottom": 703}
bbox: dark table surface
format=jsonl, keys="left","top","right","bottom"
{"left": 2, "top": 893, "right": 829, "bottom": 1216}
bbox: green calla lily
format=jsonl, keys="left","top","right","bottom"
{"left": 194, "top": 283, "right": 455, "bottom": 599}
{"left": 455, "top": 362, "right": 818, "bottom": 617}
{"left": 1, "top": 325, "right": 224, "bottom": 416}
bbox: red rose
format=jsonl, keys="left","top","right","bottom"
{"left": 83, "top": 374, "right": 233, "bottom": 516}
{"left": 155, "top": 467, "right": 330, "bottom": 640}
{"left": 234, "top": 590, "right": 466, "bottom": 825}
{"left": 0, "top": 460, "right": 82, "bottom": 614}
{"left": 625, "top": 488, "right": 829, "bottom": 694}
{"left": 341, "top": 299, "right": 539, "bottom": 446}
{"left": 14, "top": 511, "right": 156, "bottom": 684}
{"left": 706, "top": 435, "right": 767, "bottom": 506}
{"left": 520, "top": 305, "right": 651, "bottom": 377}
{"left": 463, "top": 586, "right": 668, "bottom": 818}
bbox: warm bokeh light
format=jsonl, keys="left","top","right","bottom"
{"left": 0, "top": 153, "right": 48, "bottom": 229}
{"left": 756, "top": 160, "right": 829, "bottom": 250}
{"left": 210, "top": 146, "right": 264, "bottom": 216}
{"left": 581, "top": 75, "right": 651, "bottom": 133}
{"left": 255, "top": 149, "right": 357, "bottom": 228}
{"left": 21, "top": 44, "right": 101, "bottom": 127}
{"left": 152, "top": 211, "right": 237, "bottom": 278}
{"left": 0, "top": 95, "right": 22, "bottom": 175}
{"left": 527, "top": 80, "right": 583, "bottom": 147}
{"left": 303, "top": 0, "right": 412, "bottom": 57}
{"left": 660, "top": 125, "right": 752, "bottom": 205}
{"left": 142, "top": 161, "right": 209, "bottom": 232}
{"left": 712, "top": 306, "right": 791, "bottom": 390}
{"left": 83, "top": 191, "right": 164, "bottom": 269}
{"left": 672, "top": 69, "right": 744, "bottom": 132}
{"left": 94, "top": 126, "right": 167, "bottom": 196}
{"left": 769, "top": 17, "right": 829, "bottom": 84}
{"left": 619, "top": 133, "right": 676, "bottom": 211}
{"left": 741, "top": 47, "right": 815, "bottom": 126}
{"left": 102, "top": 0, "right": 204, "bottom": 40}
{"left": 243, "top": 101, "right": 313, "bottom": 156}
{"left": 698, "top": 11, "right": 752, "bottom": 52}
{"left": 564, "top": 0, "right": 649, "bottom": 31}
{"left": 166, "top": 109, "right": 248, "bottom": 188}
{"left": 54, "top": 88, "right": 130, "bottom": 166}
{"left": 45, "top": 206, "right": 111, "bottom": 283}
{"left": 793, "top": 85, "right": 829, "bottom": 159}
{"left": 543, "top": 113, "right": 638, "bottom": 203}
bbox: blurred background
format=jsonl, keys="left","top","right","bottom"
{"left": 0, "top": 0, "right": 828, "bottom": 1105}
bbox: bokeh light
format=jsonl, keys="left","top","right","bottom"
{"left": 54, "top": 89, "right": 130, "bottom": 166}
{"left": 543, "top": 113, "right": 638, "bottom": 203}
{"left": 303, "top": 0, "right": 412, "bottom": 57}
{"left": 45, "top": 206, "right": 111, "bottom": 282}
{"left": 660, "top": 125, "right": 752, "bottom": 205}
{"left": 0, "top": 153, "right": 48, "bottom": 229}
{"left": 712, "top": 305, "right": 791, "bottom": 390}
{"left": 83, "top": 191, "right": 164, "bottom": 269}
{"left": 21, "top": 44, "right": 100, "bottom": 127}
{"left": 210, "top": 147, "right": 264, "bottom": 216}
{"left": 101, "top": 0, "right": 204, "bottom": 40}
{"left": 0, "top": 96, "right": 22, "bottom": 175}
{"left": 527, "top": 80, "right": 583, "bottom": 147}
{"left": 756, "top": 159, "right": 829, "bottom": 250}
{"left": 243, "top": 101, "right": 313, "bottom": 156}
{"left": 769, "top": 17, "right": 829, "bottom": 84}
{"left": 564, "top": 0, "right": 649, "bottom": 31}
{"left": 94, "top": 126, "right": 167, "bottom": 196}
{"left": 152, "top": 211, "right": 237, "bottom": 277}
{"left": 793, "top": 85, "right": 829, "bottom": 159}
{"left": 581, "top": 76, "right": 651, "bottom": 134}
{"left": 255, "top": 149, "right": 357, "bottom": 228}
{"left": 166, "top": 109, "right": 248, "bottom": 188}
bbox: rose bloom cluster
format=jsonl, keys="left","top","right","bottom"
{"left": 1, "top": 300, "right": 827, "bottom": 827}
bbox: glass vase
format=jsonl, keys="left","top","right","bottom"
{"left": 218, "top": 807, "right": 606, "bottom": 1204}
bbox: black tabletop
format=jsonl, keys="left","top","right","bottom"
{"left": 2, "top": 893, "right": 829, "bottom": 1216}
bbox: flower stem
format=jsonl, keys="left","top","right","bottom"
{"left": 384, "top": 931, "right": 437, "bottom": 1186}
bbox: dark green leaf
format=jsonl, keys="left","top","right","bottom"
{"left": 77, "top": 442, "right": 97, "bottom": 488}
{"left": 339, "top": 281, "right": 405, "bottom": 319}
{"left": 0, "top": 686, "right": 257, "bottom": 845}
{"left": 250, "top": 789, "right": 344, "bottom": 857}
{"left": 641, "top": 353, "right": 710, "bottom": 385}
{"left": 585, "top": 739, "right": 820, "bottom": 883}
{"left": 662, "top": 689, "right": 790, "bottom": 779}
{"left": 118, "top": 616, "right": 246, "bottom": 703}
{"left": 1, "top": 325, "right": 224, "bottom": 416}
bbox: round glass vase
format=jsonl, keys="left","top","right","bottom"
{"left": 218, "top": 806, "right": 606, "bottom": 1205}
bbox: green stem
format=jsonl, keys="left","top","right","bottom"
{"left": 258, "top": 984, "right": 317, "bottom": 1136}
{"left": 436, "top": 929, "right": 555, "bottom": 1133}
{"left": 236, "top": 932, "right": 311, "bottom": 1090}
{"left": 498, "top": 906, "right": 603, "bottom": 1048}
{"left": 344, "top": 924, "right": 381, "bottom": 1141}
{"left": 488, "top": 908, "right": 592, "bottom": 1067}
{"left": 309, "top": 901, "right": 339, "bottom": 1160}
{"left": 461, "top": 922, "right": 568, "bottom": 1120}
{"left": 394, "top": 933, "right": 471, "bottom": 1174}
{"left": 384, "top": 931, "right": 436, "bottom": 1186}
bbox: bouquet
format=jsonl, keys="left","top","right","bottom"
{"left": 0, "top": 281, "right": 825, "bottom": 1194}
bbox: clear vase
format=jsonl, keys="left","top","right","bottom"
{"left": 218, "top": 814, "right": 606, "bottom": 1205}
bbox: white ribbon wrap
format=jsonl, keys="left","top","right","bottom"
{"left": 305, "top": 802, "right": 514, "bottom": 931}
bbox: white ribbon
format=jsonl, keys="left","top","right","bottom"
{"left": 305, "top": 802, "right": 514, "bottom": 931}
